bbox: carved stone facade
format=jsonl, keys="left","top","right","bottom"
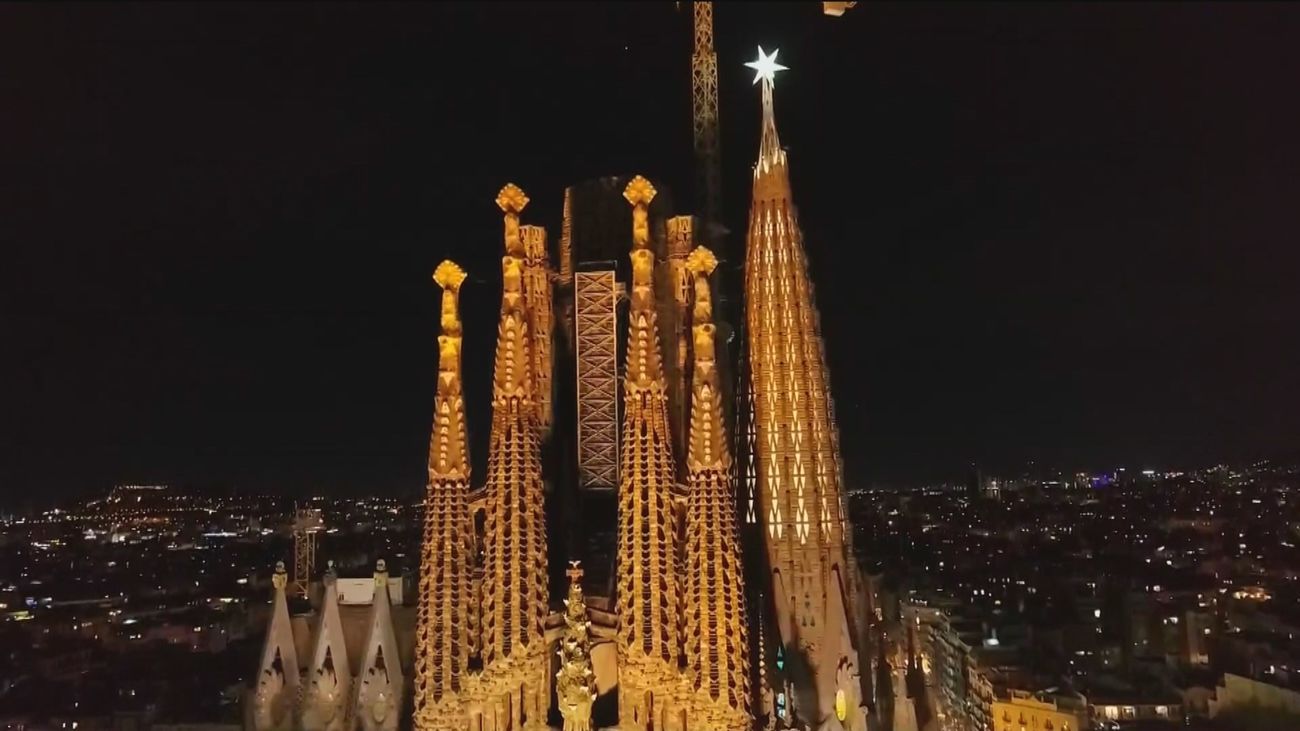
{"left": 250, "top": 561, "right": 406, "bottom": 731}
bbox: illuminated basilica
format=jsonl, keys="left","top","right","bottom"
{"left": 248, "top": 48, "right": 900, "bottom": 731}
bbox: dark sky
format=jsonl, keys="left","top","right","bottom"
{"left": 4, "top": 3, "right": 1299, "bottom": 503}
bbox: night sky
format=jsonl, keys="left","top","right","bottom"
{"left": 4, "top": 3, "right": 1299, "bottom": 503}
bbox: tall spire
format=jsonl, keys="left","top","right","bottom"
{"left": 303, "top": 563, "right": 351, "bottom": 731}
{"left": 682, "top": 246, "right": 751, "bottom": 731}
{"left": 615, "top": 175, "right": 687, "bottom": 731}
{"left": 741, "top": 49, "right": 866, "bottom": 731}
{"left": 252, "top": 561, "right": 300, "bottom": 731}
{"left": 355, "top": 560, "right": 403, "bottom": 731}
{"left": 478, "top": 183, "right": 550, "bottom": 731}
{"left": 412, "top": 261, "right": 472, "bottom": 731}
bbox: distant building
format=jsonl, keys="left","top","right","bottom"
{"left": 1206, "top": 673, "right": 1300, "bottom": 718}
{"left": 992, "top": 690, "right": 1085, "bottom": 731}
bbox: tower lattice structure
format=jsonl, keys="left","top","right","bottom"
{"left": 692, "top": 1, "right": 721, "bottom": 228}
{"left": 477, "top": 184, "right": 550, "bottom": 731}
{"left": 682, "top": 246, "right": 751, "bottom": 731}
{"left": 743, "top": 60, "right": 867, "bottom": 731}
{"left": 614, "top": 176, "right": 688, "bottom": 731}
{"left": 412, "top": 261, "right": 473, "bottom": 731}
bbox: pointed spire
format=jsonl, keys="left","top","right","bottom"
{"left": 743, "top": 43, "right": 864, "bottom": 729}
{"left": 355, "top": 560, "right": 403, "bottom": 731}
{"left": 615, "top": 175, "right": 685, "bottom": 731}
{"left": 429, "top": 261, "right": 469, "bottom": 480}
{"left": 556, "top": 562, "right": 597, "bottom": 731}
{"left": 252, "top": 561, "right": 300, "bottom": 731}
{"left": 685, "top": 247, "right": 728, "bottom": 472}
{"left": 622, "top": 176, "right": 666, "bottom": 390}
{"left": 683, "top": 246, "right": 751, "bottom": 731}
{"left": 303, "top": 563, "right": 351, "bottom": 731}
{"left": 748, "top": 47, "right": 791, "bottom": 202}
{"left": 413, "top": 265, "right": 473, "bottom": 731}
{"left": 491, "top": 185, "right": 532, "bottom": 401}
{"left": 479, "top": 183, "right": 550, "bottom": 731}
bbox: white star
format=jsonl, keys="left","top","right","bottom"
{"left": 744, "top": 46, "right": 788, "bottom": 86}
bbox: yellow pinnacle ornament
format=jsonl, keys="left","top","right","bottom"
{"left": 615, "top": 175, "right": 687, "bottom": 731}
{"left": 413, "top": 261, "right": 473, "bottom": 731}
{"left": 683, "top": 246, "right": 751, "bottom": 731}
{"left": 478, "top": 186, "right": 550, "bottom": 731}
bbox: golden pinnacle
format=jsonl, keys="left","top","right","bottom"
{"left": 622, "top": 175, "right": 657, "bottom": 206}
{"left": 495, "top": 183, "right": 529, "bottom": 214}
{"left": 433, "top": 260, "right": 467, "bottom": 290}
{"left": 686, "top": 246, "right": 718, "bottom": 276}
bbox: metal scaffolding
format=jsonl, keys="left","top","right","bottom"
{"left": 574, "top": 269, "right": 620, "bottom": 491}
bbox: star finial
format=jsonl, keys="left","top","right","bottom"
{"left": 745, "top": 46, "right": 788, "bottom": 86}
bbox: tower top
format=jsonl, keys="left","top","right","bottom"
{"left": 565, "top": 560, "right": 584, "bottom": 585}
{"left": 430, "top": 259, "right": 470, "bottom": 480}
{"left": 744, "top": 46, "right": 788, "bottom": 87}
{"left": 748, "top": 47, "right": 791, "bottom": 199}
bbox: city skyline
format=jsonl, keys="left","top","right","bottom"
{"left": 5, "top": 3, "right": 1300, "bottom": 500}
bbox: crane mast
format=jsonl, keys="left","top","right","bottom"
{"left": 691, "top": 1, "right": 721, "bottom": 231}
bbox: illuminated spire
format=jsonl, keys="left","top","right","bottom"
{"left": 742, "top": 53, "right": 865, "bottom": 730}
{"left": 479, "top": 184, "right": 550, "bottom": 731}
{"left": 412, "top": 261, "right": 472, "bottom": 731}
{"left": 355, "top": 560, "right": 403, "bottom": 731}
{"left": 252, "top": 561, "right": 300, "bottom": 731}
{"left": 748, "top": 47, "right": 789, "bottom": 190}
{"left": 615, "top": 175, "right": 687, "bottom": 731}
{"left": 303, "top": 564, "right": 351, "bottom": 731}
{"left": 682, "top": 246, "right": 751, "bottom": 731}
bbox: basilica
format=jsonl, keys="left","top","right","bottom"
{"left": 246, "top": 49, "right": 905, "bottom": 731}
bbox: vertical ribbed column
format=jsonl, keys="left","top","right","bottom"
{"left": 521, "top": 224, "right": 554, "bottom": 435}
{"left": 413, "top": 261, "right": 472, "bottom": 731}
{"left": 743, "top": 58, "right": 866, "bottom": 731}
{"left": 478, "top": 184, "right": 550, "bottom": 731}
{"left": 682, "top": 246, "right": 751, "bottom": 731}
{"left": 615, "top": 176, "right": 685, "bottom": 731}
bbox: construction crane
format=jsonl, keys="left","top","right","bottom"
{"left": 291, "top": 506, "right": 324, "bottom": 599}
{"left": 688, "top": 1, "right": 855, "bottom": 235}
{"left": 691, "top": 1, "right": 721, "bottom": 235}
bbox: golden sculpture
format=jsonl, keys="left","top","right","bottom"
{"left": 479, "top": 185, "right": 550, "bottom": 731}
{"left": 615, "top": 175, "right": 688, "bottom": 731}
{"left": 742, "top": 57, "right": 866, "bottom": 731}
{"left": 555, "top": 562, "right": 597, "bottom": 731}
{"left": 683, "top": 246, "right": 752, "bottom": 731}
{"left": 412, "top": 260, "right": 472, "bottom": 731}
{"left": 496, "top": 183, "right": 529, "bottom": 258}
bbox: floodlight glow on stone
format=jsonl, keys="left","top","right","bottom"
{"left": 744, "top": 46, "right": 788, "bottom": 85}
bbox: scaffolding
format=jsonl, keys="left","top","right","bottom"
{"left": 574, "top": 268, "right": 620, "bottom": 491}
